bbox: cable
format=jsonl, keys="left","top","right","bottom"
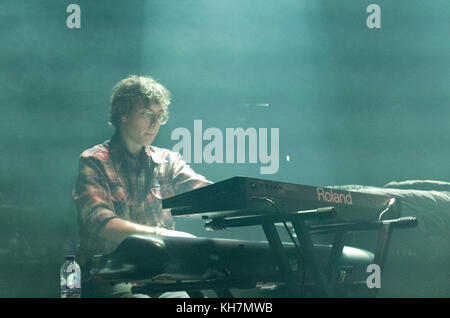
{"left": 378, "top": 198, "right": 396, "bottom": 225}
{"left": 250, "top": 197, "right": 307, "bottom": 294}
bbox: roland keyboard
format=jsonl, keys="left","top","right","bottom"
{"left": 162, "top": 177, "right": 401, "bottom": 222}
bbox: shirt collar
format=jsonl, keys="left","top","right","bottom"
{"left": 109, "top": 132, "right": 168, "bottom": 165}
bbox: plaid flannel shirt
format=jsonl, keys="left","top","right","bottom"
{"left": 72, "top": 134, "right": 212, "bottom": 270}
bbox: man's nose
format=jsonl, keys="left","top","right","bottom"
{"left": 150, "top": 120, "right": 159, "bottom": 129}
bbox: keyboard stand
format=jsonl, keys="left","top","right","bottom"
{"left": 205, "top": 207, "right": 337, "bottom": 297}
{"left": 205, "top": 210, "right": 417, "bottom": 297}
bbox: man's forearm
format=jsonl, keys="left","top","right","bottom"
{"left": 98, "top": 215, "right": 195, "bottom": 244}
{"left": 98, "top": 217, "right": 161, "bottom": 244}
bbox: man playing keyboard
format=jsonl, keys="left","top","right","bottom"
{"left": 72, "top": 75, "right": 212, "bottom": 297}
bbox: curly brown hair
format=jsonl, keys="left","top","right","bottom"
{"left": 108, "top": 75, "right": 171, "bottom": 129}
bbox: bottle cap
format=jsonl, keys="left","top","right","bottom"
{"left": 65, "top": 255, "right": 75, "bottom": 261}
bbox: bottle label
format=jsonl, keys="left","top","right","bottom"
{"left": 65, "top": 264, "right": 81, "bottom": 289}
{"left": 66, "top": 273, "right": 79, "bottom": 289}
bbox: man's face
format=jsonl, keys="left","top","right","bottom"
{"left": 121, "top": 101, "right": 164, "bottom": 150}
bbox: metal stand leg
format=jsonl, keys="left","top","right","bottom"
{"left": 373, "top": 223, "right": 393, "bottom": 270}
{"left": 371, "top": 223, "right": 393, "bottom": 296}
{"left": 291, "top": 218, "right": 332, "bottom": 297}
{"left": 260, "top": 220, "right": 302, "bottom": 297}
{"left": 326, "top": 231, "right": 345, "bottom": 294}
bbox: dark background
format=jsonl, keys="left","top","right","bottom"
{"left": 0, "top": 0, "right": 449, "bottom": 297}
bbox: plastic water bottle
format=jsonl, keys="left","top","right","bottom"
{"left": 60, "top": 255, "right": 81, "bottom": 298}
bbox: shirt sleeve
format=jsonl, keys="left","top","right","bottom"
{"left": 171, "top": 152, "right": 213, "bottom": 195}
{"left": 72, "top": 156, "right": 118, "bottom": 236}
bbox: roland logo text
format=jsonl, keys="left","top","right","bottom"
{"left": 317, "top": 188, "right": 353, "bottom": 205}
